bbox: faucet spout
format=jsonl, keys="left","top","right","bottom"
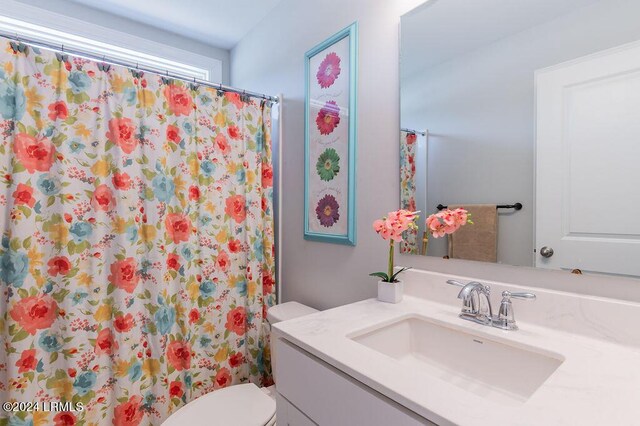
{"left": 457, "top": 281, "right": 493, "bottom": 324}
{"left": 456, "top": 281, "right": 484, "bottom": 300}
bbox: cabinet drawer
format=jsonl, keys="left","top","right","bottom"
{"left": 275, "top": 338, "right": 434, "bottom": 426}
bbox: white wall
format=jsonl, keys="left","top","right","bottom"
{"left": 231, "top": 0, "right": 425, "bottom": 309}
{"left": 5, "top": 0, "right": 231, "bottom": 83}
{"left": 402, "top": 0, "right": 640, "bottom": 266}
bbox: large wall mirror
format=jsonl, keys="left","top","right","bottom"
{"left": 400, "top": 0, "right": 640, "bottom": 278}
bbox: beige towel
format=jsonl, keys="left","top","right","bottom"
{"left": 447, "top": 204, "right": 498, "bottom": 262}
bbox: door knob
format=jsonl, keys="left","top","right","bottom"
{"left": 539, "top": 246, "right": 554, "bottom": 258}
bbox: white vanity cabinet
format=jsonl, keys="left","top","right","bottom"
{"left": 274, "top": 338, "right": 435, "bottom": 426}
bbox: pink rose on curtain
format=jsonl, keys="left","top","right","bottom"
{"left": 12, "top": 183, "right": 35, "bottom": 207}
{"left": 106, "top": 117, "right": 138, "bottom": 154}
{"left": 108, "top": 257, "right": 140, "bottom": 293}
{"left": 112, "top": 172, "right": 132, "bottom": 190}
{"left": 163, "top": 84, "right": 193, "bottom": 116}
{"left": 13, "top": 133, "right": 56, "bottom": 173}
{"left": 169, "top": 381, "right": 184, "bottom": 398}
{"left": 225, "top": 195, "right": 246, "bottom": 223}
{"left": 53, "top": 412, "right": 77, "bottom": 426}
{"left": 10, "top": 295, "right": 59, "bottom": 335}
{"left": 214, "top": 367, "right": 232, "bottom": 389}
{"left": 167, "top": 340, "right": 191, "bottom": 371}
{"left": 91, "top": 184, "right": 116, "bottom": 212}
{"left": 47, "top": 101, "right": 68, "bottom": 121}
{"left": 15, "top": 349, "right": 37, "bottom": 373}
{"left": 315, "top": 100, "right": 341, "bottom": 135}
{"left": 113, "top": 395, "right": 144, "bottom": 426}
{"left": 166, "top": 253, "right": 181, "bottom": 270}
{"left": 215, "top": 133, "right": 231, "bottom": 154}
{"left": 316, "top": 52, "right": 342, "bottom": 88}
{"left": 166, "top": 124, "right": 181, "bottom": 143}
{"left": 225, "top": 306, "right": 247, "bottom": 336}
{"left": 165, "top": 213, "right": 192, "bottom": 243}
{"left": 114, "top": 313, "right": 134, "bottom": 333}
{"left": 227, "top": 125, "right": 241, "bottom": 140}
{"left": 225, "top": 92, "right": 244, "bottom": 109}
{"left": 47, "top": 256, "right": 72, "bottom": 276}
{"left": 95, "top": 328, "right": 118, "bottom": 355}
{"left": 216, "top": 251, "right": 230, "bottom": 272}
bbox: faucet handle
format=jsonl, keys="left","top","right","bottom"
{"left": 446, "top": 279, "right": 465, "bottom": 287}
{"left": 504, "top": 291, "right": 536, "bottom": 300}
{"left": 494, "top": 291, "right": 536, "bottom": 331}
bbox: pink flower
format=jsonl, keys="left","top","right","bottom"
{"left": 106, "top": 118, "right": 138, "bottom": 154}
{"left": 12, "top": 183, "right": 35, "bottom": 207}
{"left": 225, "top": 195, "right": 246, "bottom": 223}
{"left": 9, "top": 295, "right": 58, "bottom": 335}
{"left": 316, "top": 101, "right": 341, "bottom": 135}
{"left": 163, "top": 84, "right": 193, "bottom": 116}
{"left": 165, "top": 213, "right": 192, "bottom": 243}
{"left": 214, "top": 367, "right": 232, "bottom": 389}
{"left": 167, "top": 340, "right": 191, "bottom": 371}
{"left": 113, "top": 395, "right": 144, "bottom": 426}
{"left": 108, "top": 258, "right": 140, "bottom": 293}
{"left": 15, "top": 349, "right": 37, "bottom": 373}
{"left": 91, "top": 184, "right": 116, "bottom": 212}
{"left": 95, "top": 328, "right": 118, "bottom": 355}
{"left": 373, "top": 209, "right": 419, "bottom": 242}
{"left": 426, "top": 208, "right": 470, "bottom": 238}
{"left": 215, "top": 133, "right": 230, "bottom": 155}
{"left": 166, "top": 125, "right": 181, "bottom": 143}
{"left": 225, "top": 92, "right": 244, "bottom": 109}
{"left": 13, "top": 133, "right": 56, "bottom": 174}
{"left": 225, "top": 306, "right": 246, "bottom": 336}
{"left": 48, "top": 101, "right": 68, "bottom": 121}
{"left": 316, "top": 52, "right": 342, "bottom": 88}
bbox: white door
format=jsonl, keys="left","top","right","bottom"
{"left": 536, "top": 41, "right": 640, "bottom": 277}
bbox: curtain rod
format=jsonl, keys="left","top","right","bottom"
{"left": 0, "top": 31, "right": 279, "bottom": 104}
{"left": 401, "top": 128, "right": 426, "bottom": 136}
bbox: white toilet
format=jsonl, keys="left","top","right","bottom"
{"left": 162, "top": 302, "right": 318, "bottom": 426}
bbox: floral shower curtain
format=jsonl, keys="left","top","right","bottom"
{"left": 0, "top": 37, "right": 276, "bottom": 426}
{"left": 399, "top": 130, "right": 418, "bottom": 254}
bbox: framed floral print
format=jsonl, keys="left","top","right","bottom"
{"left": 304, "top": 22, "right": 358, "bottom": 245}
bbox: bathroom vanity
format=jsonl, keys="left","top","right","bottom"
{"left": 273, "top": 269, "right": 640, "bottom": 425}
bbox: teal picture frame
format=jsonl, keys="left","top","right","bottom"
{"left": 304, "top": 22, "right": 358, "bottom": 245}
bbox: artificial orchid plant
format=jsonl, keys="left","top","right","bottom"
{"left": 371, "top": 208, "right": 474, "bottom": 283}
{"left": 370, "top": 209, "right": 420, "bottom": 283}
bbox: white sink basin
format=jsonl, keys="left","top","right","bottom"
{"left": 349, "top": 315, "right": 564, "bottom": 405}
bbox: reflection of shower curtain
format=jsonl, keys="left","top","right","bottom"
{"left": 0, "top": 37, "right": 275, "bottom": 425}
{"left": 400, "top": 130, "right": 418, "bottom": 254}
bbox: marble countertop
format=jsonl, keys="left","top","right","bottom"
{"left": 273, "top": 295, "right": 640, "bottom": 425}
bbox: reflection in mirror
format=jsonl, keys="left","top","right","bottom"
{"left": 400, "top": 0, "right": 640, "bottom": 278}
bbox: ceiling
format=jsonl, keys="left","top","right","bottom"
{"left": 401, "top": 0, "right": 603, "bottom": 78}
{"left": 61, "top": 0, "right": 284, "bottom": 49}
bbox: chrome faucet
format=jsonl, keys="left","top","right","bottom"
{"left": 446, "top": 280, "right": 535, "bottom": 330}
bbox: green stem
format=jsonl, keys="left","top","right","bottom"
{"left": 388, "top": 240, "right": 394, "bottom": 282}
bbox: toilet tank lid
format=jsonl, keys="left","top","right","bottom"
{"left": 267, "top": 301, "right": 318, "bottom": 324}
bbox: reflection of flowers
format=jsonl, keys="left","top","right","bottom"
{"left": 315, "top": 194, "right": 340, "bottom": 227}
{"left": 316, "top": 101, "right": 341, "bottom": 135}
{"left": 316, "top": 52, "right": 342, "bottom": 88}
{"left": 316, "top": 148, "right": 340, "bottom": 181}
{"left": 426, "top": 208, "right": 473, "bottom": 238}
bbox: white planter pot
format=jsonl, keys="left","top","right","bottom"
{"left": 377, "top": 280, "right": 404, "bottom": 303}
